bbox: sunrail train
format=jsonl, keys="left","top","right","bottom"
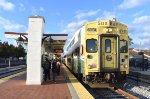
{"left": 63, "top": 18, "right": 129, "bottom": 84}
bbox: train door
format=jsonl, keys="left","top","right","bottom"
{"left": 101, "top": 36, "right": 118, "bottom": 69}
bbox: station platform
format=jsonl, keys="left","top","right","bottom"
{"left": 0, "top": 64, "right": 94, "bottom": 99}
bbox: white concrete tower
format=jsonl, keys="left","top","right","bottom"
{"left": 26, "top": 16, "right": 45, "bottom": 85}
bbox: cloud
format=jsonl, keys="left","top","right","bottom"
{"left": 129, "top": 15, "right": 150, "bottom": 34}
{"left": 132, "top": 35, "right": 150, "bottom": 49}
{"left": 143, "top": 26, "right": 150, "bottom": 33}
{"left": 63, "top": 10, "right": 116, "bottom": 49}
{"left": 19, "top": 3, "right": 25, "bottom": 11}
{"left": 128, "top": 24, "right": 143, "bottom": 34}
{"left": 139, "top": 32, "right": 150, "bottom": 45}
{"left": 31, "top": 7, "right": 45, "bottom": 15}
{"left": 75, "top": 9, "right": 100, "bottom": 19}
{"left": 39, "top": 7, "right": 44, "bottom": 11}
{"left": 133, "top": 15, "right": 150, "bottom": 25}
{"left": 132, "top": 10, "right": 144, "bottom": 17}
{"left": 129, "top": 15, "right": 150, "bottom": 49}
{"left": 0, "top": 0, "right": 15, "bottom": 11}
{"left": 56, "top": 12, "right": 61, "bottom": 16}
{"left": 62, "top": 20, "right": 88, "bottom": 48}
{"left": 0, "top": 16, "right": 26, "bottom": 31}
{"left": 62, "top": 20, "right": 88, "bottom": 33}
{"left": 97, "top": 11, "right": 116, "bottom": 20}
{"left": 139, "top": 33, "right": 150, "bottom": 48}
{"left": 139, "top": 33, "right": 150, "bottom": 39}
{"left": 132, "top": 15, "right": 150, "bottom": 33}
{"left": 118, "top": 0, "right": 146, "bottom": 10}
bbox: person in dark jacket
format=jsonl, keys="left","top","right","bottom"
{"left": 42, "top": 58, "right": 51, "bottom": 82}
{"left": 52, "top": 59, "right": 57, "bottom": 83}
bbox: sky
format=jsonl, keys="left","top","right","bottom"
{"left": 0, "top": 0, "right": 150, "bottom": 49}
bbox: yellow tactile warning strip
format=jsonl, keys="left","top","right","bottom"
{"left": 0, "top": 71, "right": 26, "bottom": 84}
{"left": 63, "top": 65, "right": 94, "bottom": 99}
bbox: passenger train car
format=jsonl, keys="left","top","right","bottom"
{"left": 63, "top": 18, "right": 129, "bottom": 84}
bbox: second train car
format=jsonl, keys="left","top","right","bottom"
{"left": 63, "top": 18, "right": 129, "bottom": 84}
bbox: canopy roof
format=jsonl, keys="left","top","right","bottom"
{"left": 5, "top": 32, "right": 68, "bottom": 54}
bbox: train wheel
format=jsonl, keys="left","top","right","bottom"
{"left": 104, "top": 73, "right": 111, "bottom": 82}
{"left": 83, "top": 75, "right": 90, "bottom": 84}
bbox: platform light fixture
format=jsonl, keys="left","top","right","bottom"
{"left": 16, "top": 34, "right": 24, "bottom": 46}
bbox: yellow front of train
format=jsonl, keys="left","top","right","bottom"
{"left": 83, "top": 18, "right": 129, "bottom": 83}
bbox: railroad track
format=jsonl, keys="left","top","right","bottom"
{"left": 66, "top": 65, "right": 139, "bottom": 99}
{"left": 93, "top": 87, "right": 139, "bottom": 99}
{"left": 0, "top": 67, "right": 26, "bottom": 79}
{"left": 127, "top": 72, "right": 150, "bottom": 85}
{"left": 93, "top": 88, "right": 126, "bottom": 99}
{"left": 115, "top": 88, "right": 139, "bottom": 99}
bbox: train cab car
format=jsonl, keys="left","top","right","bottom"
{"left": 63, "top": 18, "right": 129, "bottom": 85}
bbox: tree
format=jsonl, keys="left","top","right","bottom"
{"left": 15, "top": 45, "right": 26, "bottom": 59}
{"left": 9, "top": 44, "right": 16, "bottom": 58}
{"left": 0, "top": 41, "right": 26, "bottom": 59}
{"left": 0, "top": 42, "right": 10, "bottom": 59}
{"left": 128, "top": 36, "right": 134, "bottom": 46}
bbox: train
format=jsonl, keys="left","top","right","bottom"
{"left": 63, "top": 18, "right": 129, "bottom": 85}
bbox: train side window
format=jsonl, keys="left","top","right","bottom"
{"left": 120, "top": 40, "right": 128, "bottom": 53}
{"left": 86, "top": 39, "right": 97, "bottom": 53}
{"left": 105, "top": 39, "right": 111, "bottom": 53}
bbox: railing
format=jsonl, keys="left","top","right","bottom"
{"left": 0, "top": 60, "right": 26, "bottom": 68}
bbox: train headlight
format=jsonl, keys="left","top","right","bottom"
{"left": 121, "top": 64, "right": 124, "bottom": 68}
{"left": 124, "top": 64, "right": 128, "bottom": 68}
{"left": 105, "top": 28, "right": 109, "bottom": 32}
{"left": 74, "top": 56, "right": 77, "bottom": 58}
{"left": 109, "top": 28, "right": 112, "bottom": 32}
{"left": 105, "top": 28, "right": 112, "bottom": 33}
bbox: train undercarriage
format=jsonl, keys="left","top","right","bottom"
{"left": 82, "top": 72, "right": 127, "bottom": 88}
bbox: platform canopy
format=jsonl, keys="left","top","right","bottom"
{"left": 5, "top": 32, "right": 68, "bottom": 54}
{"left": 42, "top": 33, "right": 68, "bottom": 54}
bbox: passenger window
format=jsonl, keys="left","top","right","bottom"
{"left": 105, "top": 39, "right": 111, "bottom": 53}
{"left": 120, "top": 40, "right": 128, "bottom": 53}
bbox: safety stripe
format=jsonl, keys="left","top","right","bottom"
{"left": 63, "top": 65, "right": 94, "bottom": 99}
{"left": 0, "top": 71, "right": 26, "bottom": 84}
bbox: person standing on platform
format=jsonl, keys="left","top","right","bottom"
{"left": 52, "top": 59, "right": 57, "bottom": 83}
{"left": 56, "top": 60, "right": 61, "bottom": 76}
{"left": 42, "top": 58, "right": 51, "bottom": 82}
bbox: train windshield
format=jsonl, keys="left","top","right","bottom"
{"left": 86, "top": 39, "right": 97, "bottom": 53}
{"left": 120, "top": 40, "right": 128, "bottom": 53}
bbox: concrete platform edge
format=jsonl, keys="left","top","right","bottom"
{"left": 62, "top": 66, "right": 80, "bottom": 99}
